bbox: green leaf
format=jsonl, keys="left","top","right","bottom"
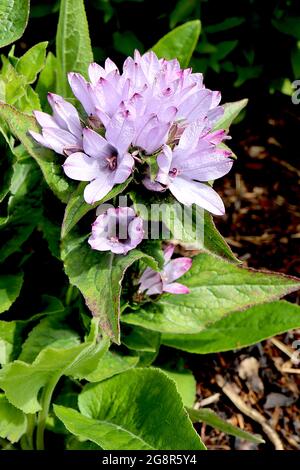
{"left": 36, "top": 52, "right": 57, "bottom": 109}
{"left": 122, "top": 326, "right": 160, "bottom": 353}
{"left": 61, "top": 179, "right": 132, "bottom": 238}
{"left": 62, "top": 230, "right": 157, "bottom": 343}
{"left": 113, "top": 31, "right": 144, "bottom": 56}
{"left": 162, "top": 300, "right": 300, "bottom": 354}
{"left": 205, "top": 17, "right": 245, "bottom": 34}
{"left": 0, "top": 0, "right": 30, "bottom": 48}
{"left": 188, "top": 408, "right": 264, "bottom": 444}
{"left": 272, "top": 17, "right": 300, "bottom": 40}
{"left": 56, "top": 0, "right": 93, "bottom": 98}
{"left": 291, "top": 41, "right": 300, "bottom": 78}
{"left": 16, "top": 42, "right": 48, "bottom": 84}
{"left": 54, "top": 368, "right": 205, "bottom": 450}
{"left": 213, "top": 99, "right": 248, "bottom": 132}
{"left": 0, "top": 103, "right": 74, "bottom": 202}
{"left": 0, "top": 273, "right": 23, "bottom": 314}
{"left": 0, "top": 296, "right": 65, "bottom": 366}
{"left": 130, "top": 190, "right": 237, "bottom": 261}
{"left": 163, "top": 369, "right": 196, "bottom": 407}
{"left": 152, "top": 20, "right": 201, "bottom": 68}
{"left": 170, "top": 0, "right": 198, "bottom": 29}
{"left": 0, "top": 394, "right": 27, "bottom": 443}
{"left": 0, "top": 159, "right": 42, "bottom": 262}
{"left": 0, "top": 319, "right": 109, "bottom": 413}
{"left": 84, "top": 351, "right": 139, "bottom": 382}
{"left": 122, "top": 252, "right": 300, "bottom": 334}
{"left": 19, "top": 316, "right": 80, "bottom": 363}
{"left": 203, "top": 211, "right": 238, "bottom": 262}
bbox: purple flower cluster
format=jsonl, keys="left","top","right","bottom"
{"left": 31, "top": 50, "right": 233, "bottom": 214}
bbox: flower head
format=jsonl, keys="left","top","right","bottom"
{"left": 31, "top": 50, "right": 233, "bottom": 213}
{"left": 89, "top": 207, "right": 144, "bottom": 255}
{"left": 138, "top": 244, "right": 192, "bottom": 295}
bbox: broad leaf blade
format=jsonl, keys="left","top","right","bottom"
{"left": 0, "top": 394, "right": 27, "bottom": 443}
{"left": 54, "top": 368, "right": 205, "bottom": 450}
{"left": 0, "top": 0, "right": 30, "bottom": 48}
{"left": 122, "top": 253, "right": 300, "bottom": 334}
{"left": 56, "top": 0, "right": 93, "bottom": 98}
{"left": 62, "top": 231, "right": 158, "bottom": 343}
{"left": 162, "top": 300, "right": 300, "bottom": 353}
{"left": 152, "top": 20, "right": 201, "bottom": 68}
{"left": 0, "top": 273, "right": 23, "bottom": 314}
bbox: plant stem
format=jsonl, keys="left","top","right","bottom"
{"left": 36, "top": 374, "right": 60, "bottom": 450}
{"left": 65, "top": 284, "right": 74, "bottom": 306}
{"left": 21, "top": 413, "right": 36, "bottom": 450}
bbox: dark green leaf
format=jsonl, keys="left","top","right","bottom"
{"left": 0, "top": 0, "right": 30, "bottom": 48}
{"left": 152, "top": 20, "right": 201, "bottom": 68}
{"left": 162, "top": 301, "right": 300, "bottom": 353}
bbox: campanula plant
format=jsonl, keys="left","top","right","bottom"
{"left": 0, "top": 0, "right": 299, "bottom": 452}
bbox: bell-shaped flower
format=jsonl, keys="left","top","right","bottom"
{"left": 29, "top": 93, "right": 83, "bottom": 155}
{"left": 89, "top": 207, "right": 144, "bottom": 255}
{"left": 138, "top": 244, "right": 192, "bottom": 295}
{"left": 63, "top": 109, "right": 135, "bottom": 204}
{"left": 143, "top": 120, "right": 233, "bottom": 215}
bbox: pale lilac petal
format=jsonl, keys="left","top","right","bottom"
{"left": 126, "top": 216, "right": 144, "bottom": 250}
{"left": 180, "top": 153, "right": 233, "bottom": 181}
{"left": 84, "top": 173, "right": 113, "bottom": 204}
{"left": 163, "top": 257, "right": 192, "bottom": 283}
{"left": 34, "top": 111, "right": 59, "bottom": 129}
{"left": 41, "top": 128, "right": 79, "bottom": 155}
{"left": 83, "top": 127, "right": 113, "bottom": 160}
{"left": 105, "top": 109, "right": 135, "bottom": 154}
{"left": 146, "top": 283, "right": 163, "bottom": 296}
{"left": 163, "top": 244, "right": 175, "bottom": 263}
{"left": 47, "top": 93, "right": 82, "bottom": 138}
{"left": 88, "top": 62, "right": 105, "bottom": 84}
{"left": 178, "top": 89, "right": 212, "bottom": 122}
{"left": 142, "top": 177, "right": 165, "bottom": 192}
{"left": 163, "top": 282, "right": 190, "bottom": 294}
{"left": 178, "top": 120, "right": 207, "bottom": 151}
{"left": 63, "top": 152, "right": 99, "bottom": 181}
{"left": 68, "top": 73, "right": 95, "bottom": 115}
{"left": 169, "top": 177, "right": 225, "bottom": 215}
{"left": 29, "top": 130, "right": 53, "bottom": 150}
{"left": 114, "top": 153, "right": 134, "bottom": 184}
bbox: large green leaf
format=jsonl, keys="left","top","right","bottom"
{"left": 0, "top": 296, "right": 65, "bottom": 366}
{"left": 16, "top": 42, "right": 48, "bottom": 84}
{"left": 62, "top": 231, "right": 158, "bottom": 343}
{"left": 0, "top": 158, "right": 42, "bottom": 262}
{"left": 0, "top": 394, "right": 27, "bottom": 443}
{"left": 84, "top": 351, "right": 139, "bottom": 382}
{"left": 162, "top": 300, "right": 300, "bottom": 353}
{"left": 0, "top": 103, "right": 74, "bottom": 202}
{"left": 152, "top": 20, "right": 201, "bottom": 68}
{"left": 0, "top": 0, "right": 30, "bottom": 48}
{"left": 61, "top": 179, "right": 132, "bottom": 238}
{"left": 188, "top": 408, "right": 264, "bottom": 444}
{"left": 213, "top": 99, "right": 248, "bottom": 132}
{"left": 130, "top": 190, "right": 237, "bottom": 261}
{"left": 163, "top": 369, "right": 196, "bottom": 408}
{"left": 0, "top": 273, "right": 23, "bottom": 314}
{"left": 122, "top": 253, "right": 300, "bottom": 334}
{"left": 54, "top": 368, "right": 205, "bottom": 450}
{"left": 56, "top": 0, "right": 93, "bottom": 98}
{"left": 0, "top": 319, "right": 109, "bottom": 413}
{"left": 272, "top": 17, "right": 300, "bottom": 40}
{"left": 19, "top": 316, "right": 80, "bottom": 363}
